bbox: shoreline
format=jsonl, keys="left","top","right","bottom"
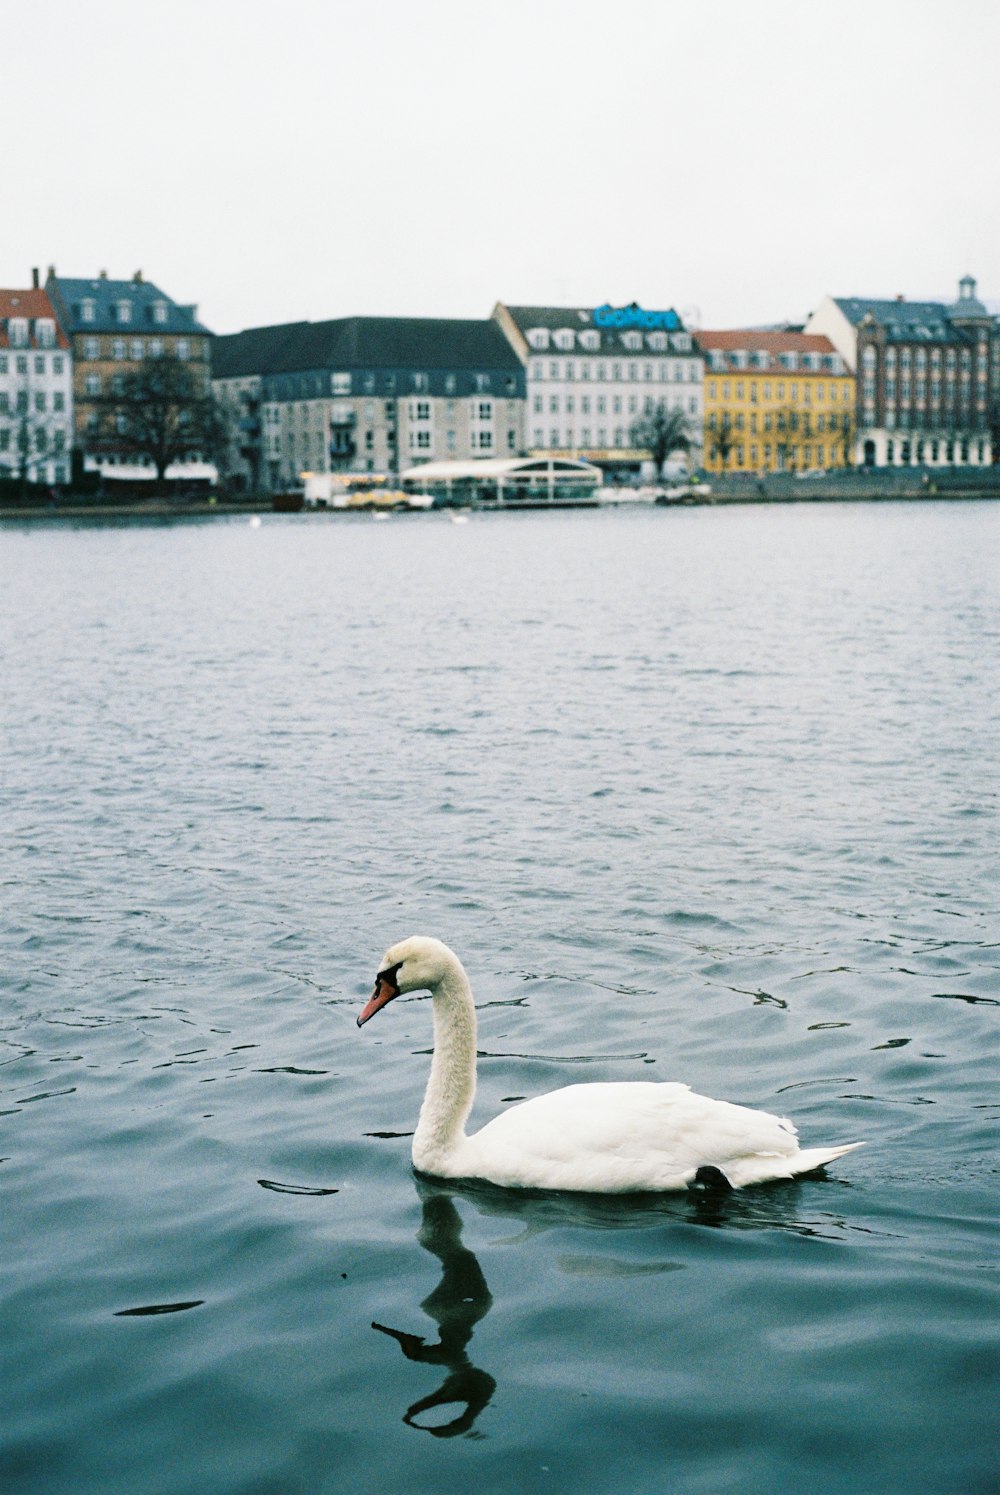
{"left": 3, "top": 488, "right": 1000, "bottom": 521}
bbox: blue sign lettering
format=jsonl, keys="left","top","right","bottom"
{"left": 592, "top": 304, "right": 682, "bottom": 331}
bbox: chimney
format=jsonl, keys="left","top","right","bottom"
{"left": 99, "top": 269, "right": 108, "bottom": 279}
{"left": 133, "top": 269, "right": 143, "bottom": 284}
{"left": 47, "top": 264, "right": 56, "bottom": 281}
{"left": 895, "top": 293, "right": 904, "bottom": 302}
{"left": 31, "top": 267, "right": 40, "bottom": 289}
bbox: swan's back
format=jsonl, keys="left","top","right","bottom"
{"left": 446, "top": 1082, "right": 852, "bottom": 1193}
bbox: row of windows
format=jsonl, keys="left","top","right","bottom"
{"left": 881, "top": 379, "right": 978, "bottom": 401}
{"left": 0, "top": 390, "right": 67, "bottom": 413}
{"left": 0, "top": 457, "right": 70, "bottom": 483}
{"left": 532, "top": 428, "right": 674, "bottom": 450}
{"left": 707, "top": 350, "right": 844, "bottom": 374}
{"left": 709, "top": 444, "right": 843, "bottom": 468}
{"left": 327, "top": 371, "right": 516, "bottom": 397}
{"left": 708, "top": 380, "right": 850, "bottom": 403}
{"left": 881, "top": 409, "right": 990, "bottom": 431}
{"left": 863, "top": 377, "right": 979, "bottom": 402}
{"left": 714, "top": 445, "right": 844, "bottom": 466}
{"left": 0, "top": 426, "right": 67, "bottom": 452}
{"left": 536, "top": 393, "right": 694, "bottom": 417}
{"left": 408, "top": 399, "right": 495, "bottom": 423}
{"left": 409, "top": 429, "right": 497, "bottom": 451}
{"left": 79, "top": 336, "right": 200, "bottom": 362}
{"left": 529, "top": 360, "right": 700, "bottom": 384}
{"left": 2, "top": 317, "right": 58, "bottom": 348}
{"left": 526, "top": 328, "right": 692, "bottom": 354}
{"left": 882, "top": 438, "right": 989, "bottom": 463}
{"left": 277, "top": 428, "right": 517, "bottom": 461}
{"left": 708, "top": 410, "right": 850, "bottom": 434}
{"left": 0, "top": 354, "right": 66, "bottom": 377}
{"left": 280, "top": 397, "right": 504, "bottom": 427}
{"left": 78, "top": 298, "right": 170, "bottom": 326}
{"left": 861, "top": 344, "right": 991, "bottom": 372}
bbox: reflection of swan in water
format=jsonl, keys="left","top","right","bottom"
{"left": 372, "top": 1187, "right": 496, "bottom": 1437}
{"left": 372, "top": 1166, "right": 852, "bottom": 1438}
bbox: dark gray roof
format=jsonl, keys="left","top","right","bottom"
{"left": 211, "top": 322, "right": 311, "bottom": 378}
{"left": 46, "top": 274, "right": 211, "bottom": 336}
{"left": 834, "top": 296, "right": 979, "bottom": 342}
{"left": 212, "top": 316, "right": 521, "bottom": 378}
{"left": 504, "top": 305, "right": 600, "bottom": 330}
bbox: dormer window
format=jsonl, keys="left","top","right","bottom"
{"left": 80, "top": 299, "right": 96, "bottom": 322}
{"left": 731, "top": 350, "right": 748, "bottom": 369}
{"left": 781, "top": 352, "right": 798, "bottom": 371}
{"left": 579, "top": 330, "right": 600, "bottom": 351}
{"left": 527, "top": 328, "right": 550, "bottom": 351}
{"left": 671, "top": 333, "right": 691, "bottom": 352}
{"left": 622, "top": 332, "right": 642, "bottom": 351}
{"left": 152, "top": 301, "right": 168, "bottom": 324}
{"left": 115, "top": 300, "right": 132, "bottom": 324}
{"left": 754, "top": 350, "right": 770, "bottom": 370}
{"left": 553, "top": 329, "right": 575, "bottom": 351}
{"left": 7, "top": 317, "right": 28, "bottom": 347}
{"left": 35, "top": 318, "right": 56, "bottom": 348}
{"left": 647, "top": 332, "right": 668, "bottom": 351}
{"left": 709, "top": 350, "right": 726, "bottom": 371}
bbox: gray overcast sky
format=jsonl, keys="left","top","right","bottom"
{"left": 5, "top": 0, "right": 998, "bottom": 334}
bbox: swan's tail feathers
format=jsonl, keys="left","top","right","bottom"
{"left": 790, "top": 1141, "right": 865, "bottom": 1177}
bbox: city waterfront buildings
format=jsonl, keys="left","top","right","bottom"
{"left": 46, "top": 269, "right": 214, "bottom": 481}
{"left": 493, "top": 302, "right": 704, "bottom": 478}
{"left": 697, "top": 330, "right": 853, "bottom": 474}
{"left": 0, "top": 278, "right": 74, "bottom": 486}
{"left": 805, "top": 276, "right": 997, "bottom": 467}
{"left": 212, "top": 316, "right": 526, "bottom": 492}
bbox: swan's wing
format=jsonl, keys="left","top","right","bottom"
{"left": 463, "top": 1082, "right": 800, "bottom": 1192}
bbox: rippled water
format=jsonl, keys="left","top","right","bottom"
{"left": 1, "top": 503, "right": 998, "bottom": 1495}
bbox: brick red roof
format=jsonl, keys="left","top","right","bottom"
{"left": 696, "top": 329, "right": 837, "bottom": 355}
{"left": 0, "top": 287, "right": 71, "bottom": 349}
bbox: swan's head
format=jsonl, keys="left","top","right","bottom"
{"left": 357, "top": 936, "right": 459, "bottom": 1028}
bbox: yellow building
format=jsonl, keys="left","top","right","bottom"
{"left": 697, "top": 331, "right": 855, "bottom": 474}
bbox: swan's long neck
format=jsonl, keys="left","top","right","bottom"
{"left": 412, "top": 961, "right": 477, "bottom": 1172}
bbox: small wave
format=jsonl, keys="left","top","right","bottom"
{"left": 932, "top": 992, "right": 998, "bottom": 1006}
{"left": 257, "top": 1179, "right": 339, "bottom": 1195}
{"left": 256, "top": 1066, "right": 329, "bottom": 1075}
{"left": 114, "top": 1300, "right": 204, "bottom": 1317}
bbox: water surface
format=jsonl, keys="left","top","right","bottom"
{"left": 1, "top": 503, "right": 998, "bottom": 1493}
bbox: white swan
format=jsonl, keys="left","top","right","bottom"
{"left": 357, "top": 937, "right": 863, "bottom": 1193}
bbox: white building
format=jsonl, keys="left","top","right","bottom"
{"left": 0, "top": 284, "right": 74, "bottom": 486}
{"left": 494, "top": 302, "right": 704, "bottom": 477}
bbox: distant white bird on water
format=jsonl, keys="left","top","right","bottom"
{"left": 357, "top": 937, "right": 863, "bottom": 1193}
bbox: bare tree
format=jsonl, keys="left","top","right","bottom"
{"left": 629, "top": 401, "right": 692, "bottom": 478}
{"left": 833, "top": 406, "right": 856, "bottom": 467}
{"left": 93, "top": 354, "right": 223, "bottom": 492}
{"left": 708, "top": 411, "right": 736, "bottom": 470}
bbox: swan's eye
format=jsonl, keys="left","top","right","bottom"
{"left": 379, "top": 961, "right": 403, "bottom": 992}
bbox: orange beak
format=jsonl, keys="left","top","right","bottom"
{"left": 357, "top": 967, "right": 400, "bottom": 1027}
